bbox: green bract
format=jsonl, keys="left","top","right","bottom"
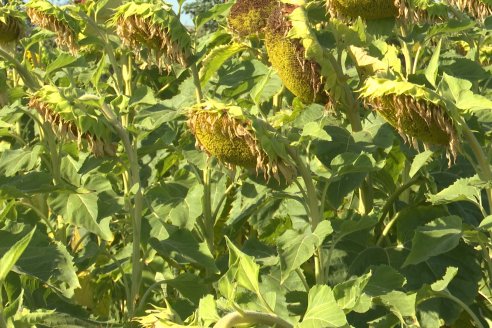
{"left": 26, "top": 0, "right": 79, "bottom": 54}
{"left": 360, "top": 77, "right": 460, "bottom": 162}
{"left": 0, "top": 8, "right": 24, "bottom": 44}
{"left": 326, "top": 0, "right": 398, "bottom": 20}
{"left": 265, "top": 7, "right": 324, "bottom": 104}
{"left": 29, "top": 85, "right": 115, "bottom": 156}
{"left": 188, "top": 100, "right": 296, "bottom": 183}
{"left": 110, "top": 1, "right": 192, "bottom": 70}
{"left": 227, "top": 0, "right": 277, "bottom": 37}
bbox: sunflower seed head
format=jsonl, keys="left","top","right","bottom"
{"left": 228, "top": 0, "right": 277, "bottom": 37}
{"left": 188, "top": 102, "right": 296, "bottom": 183}
{"left": 264, "top": 7, "right": 325, "bottom": 104}
{"left": 29, "top": 87, "right": 115, "bottom": 157}
{"left": 26, "top": 1, "right": 78, "bottom": 54}
{"left": 0, "top": 10, "right": 24, "bottom": 44}
{"left": 112, "top": 2, "right": 191, "bottom": 70}
{"left": 326, "top": 0, "right": 398, "bottom": 20}
{"left": 364, "top": 92, "right": 458, "bottom": 164}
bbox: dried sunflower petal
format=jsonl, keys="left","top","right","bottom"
{"left": 360, "top": 77, "right": 460, "bottom": 163}
{"left": 265, "top": 5, "right": 325, "bottom": 104}
{"left": 26, "top": 0, "right": 80, "bottom": 54}
{"left": 446, "top": 0, "right": 492, "bottom": 21}
{"left": 227, "top": 0, "right": 276, "bottom": 37}
{"left": 110, "top": 1, "right": 192, "bottom": 70}
{"left": 187, "top": 100, "right": 296, "bottom": 183}
{"left": 28, "top": 85, "right": 115, "bottom": 157}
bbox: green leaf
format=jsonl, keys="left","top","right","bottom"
{"left": 403, "top": 216, "right": 462, "bottom": 267}
{"left": 199, "top": 43, "right": 247, "bottom": 87}
{"left": 49, "top": 192, "right": 113, "bottom": 241}
{"left": 364, "top": 265, "right": 406, "bottom": 296}
{"left": 424, "top": 39, "right": 441, "bottom": 87}
{"left": 431, "top": 267, "right": 458, "bottom": 292}
{"left": 378, "top": 291, "right": 416, "bottom": 322}
{"left": 0, "top": 227, "right": 35, "bottom": 281}
{"left": 0, "top": 146, "right": 42, "bottom": 177}
{"left": 250, "top": 68, "right": 282, "bottom": 105}
{"left": 299, "top": 285, "right": 347, "bottom": 328}
{"left": 478, "top": 216, "right": 492, "bottom": 231}
{"left": 198, "top": 295, "right": 220, "bottom": 327}
{"left": 409, "top": 150, "right": 433, "bottom": 178}
{"left": 277, "top": 229, "right": 316, "bottom": 284}
{"left": 45, "top": 53, "right": 81, "bottom": 75}
{"left": 150, "top": 226, "right": 219, "bottom": 274}
{"left": 427, "top": 176, "right": 481, "bottom": 206}
{"left": 224, "top": 237, "right": 261, "bottom": 294}
{"left": 0, "top": 228, "right": 79, "bottom": 297}
{"left": 333, "top": 272, "right": 372, "bottom": 311}
{"left": 301, "top": 122, "right": 332, "bottom": 141}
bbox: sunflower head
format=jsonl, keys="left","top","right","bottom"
{"left": 28, "top": 85, "right": 115, "bottom": 156}
{"left": 326, "top": 0, "right": 398, "bottom": 20}
{"left": 187, "top": 101, "right": 296, "bottom": 183}
{"left": 110, "top": 2, "right": 191, "bottom": 70}
{"left": 26, "top": 0, "right": 79, "bottom": 54}
{"left": 264, "top": 6, "right": 325, "bottom": 104}
{"left": 0, "top": 8, "right": 25, "bottom": 45}
{"left": 360, "top": 77, "right": 459, "bottom": 162}
{"left": 228, "top": 0, "right": 277, "bottom": 37}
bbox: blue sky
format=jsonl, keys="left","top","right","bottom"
{"left": 168, "top": 0, "right": 194, "bottom": 26}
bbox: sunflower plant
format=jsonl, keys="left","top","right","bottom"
{"left": 0, "top": 0, "right": 491, "bottom": 327}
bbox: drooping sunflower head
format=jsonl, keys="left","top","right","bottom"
{"left": 264, "top": 6, "right": 325, "bottom": 104}
{"left": 110, "top": 1, "right": 192, "bottom": 70}
{"left": 0, "top": 7, "right": 25, "bottom": 45}
{"left": 28, "top": 85, "right": 115, "bottom": 156}
{"left": 326, "top": 0, "right": 398, "bottom": 20}
{"left": 26, "top": 0, "right": 79, "bottom": 54}
{"left": 446, "top": 0, "right": 492, "bottom": 21}
{"left": 227, "top": 0, "right": 277, "bottom": 37}
{"left": 360, "top": 77, "right": 460, "bottom": 162}
{"left": 187, "top": 100, "right": 296, "bottom": 183}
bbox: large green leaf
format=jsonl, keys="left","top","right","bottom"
{"left": 403, "top": 216, "right": 462, "bottom": 267}
{"left": 199, "top": 43, "right": 247, "bottom": 87}
{"left": 277, "top": 221, "right": 332, "bottom": 283}
{"left": 299, "top": 285, "right": 347, "bottom": 328}
{"left": 48, "top": 191, "right": 113, "bottom": 241}
{"left": 0, "top": 146, "right": 42, "bottom": 177}
{"left": 0, "top": 227, "right": 35, "bottom": 281}
{"left": 149, "top": 225, "right": 219, "bottom": 274}
{"left": 0, "top": 227, "right": 79, "bottom": 297}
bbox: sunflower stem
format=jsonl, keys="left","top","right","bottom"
{"left": 0, "top": 46, "right": 39, "bottom": 90}
{"left": 203, "top": 160, "right": 215, "bottom": 254}
{"left": 190, "top": 63, "right": 203, "bottom": 103}
{"left": 101, "top": 103, "right": 142, "bottom": 319}
{"left": 461, "top": 122, "right": 492, "bottom": 215}
{"left": 288, "top": 148, "right": 324, "bottom": 284}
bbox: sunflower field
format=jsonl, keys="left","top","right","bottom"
{"left": 0, "top": 0, "right": 492, "bottom": 327}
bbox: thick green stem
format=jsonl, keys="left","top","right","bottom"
{"left": 0, "top": 47, "right": 40, "bottom": 90}
{"left": 213, "top": 310, "right": 293, "bottom": 328}
{"left": 461, "top": 123, "right": 492, "bottom": 214}
{"left": 43, "top": 123, "right": 62, "bottom": 185}
{"left": 101, "top": 104, "right": 142, "bottom": 318}
{"left": 288, "top": 148, "right": 324, "bottom": 284}
{"left": 202, "top": 161, "right": 214, "bottom": 253}
{"left": 190, "top": 63, "right": 203, "bottom": 103}
{"left": 439, "top": 291, "right": 485, "bottom": 328}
